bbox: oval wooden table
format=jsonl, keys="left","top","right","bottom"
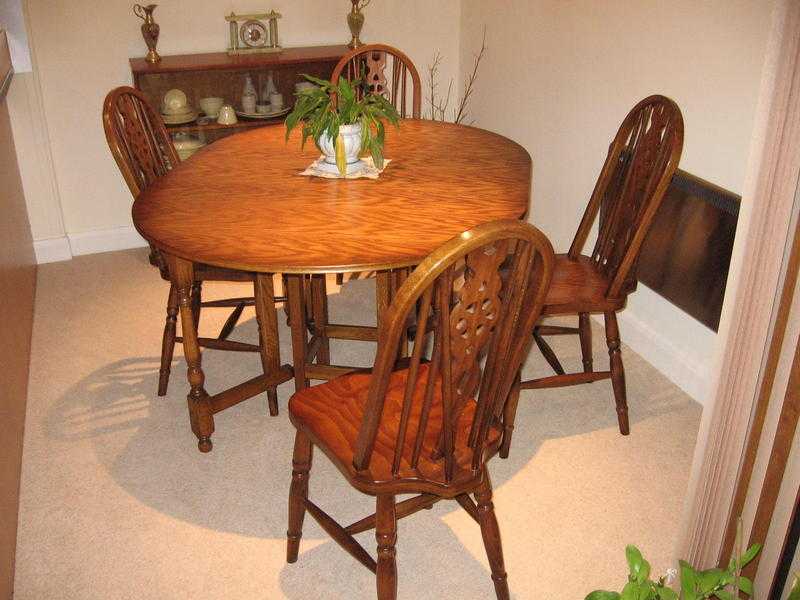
{"left": 133, "top": 119, "right": 531, "bottom": 451}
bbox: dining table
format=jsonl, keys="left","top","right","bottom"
{"left": 132, "top": 118, "right": 532, "bottom": 452}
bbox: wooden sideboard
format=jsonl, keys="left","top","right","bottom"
{"left": 130, "top": 45, "right": 350, "bottom": 143}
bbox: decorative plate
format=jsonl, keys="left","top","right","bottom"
{"left": 235, "top": 106, "right": 291, "bottom": 120}
{"left": 162, "top": 110, "right": 199, "bottom": 125}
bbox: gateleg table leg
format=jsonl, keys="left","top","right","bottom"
{"left": 310, "top": 274, "right": 330, "bottom": 365}
{"left": 165, "top": 253, "right": 215, "bottom": 453}
{"left": 286, "top": 274, "right": 309, "bottom": 392}
{"left": 376, "top": 271, "right": 391, "bottom": 334}
{"left": 254, "top": 273, "right": 281, "bottom": 416}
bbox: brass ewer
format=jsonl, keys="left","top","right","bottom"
{"left": 347, "top": 0, "right": 371, "bottom": 49}
{"left": 134, "top": 4, "right": 161, "bottom": 64}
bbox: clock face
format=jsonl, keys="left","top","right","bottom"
{"left": 240, "top": 20, "right": 268, "bottom": 47}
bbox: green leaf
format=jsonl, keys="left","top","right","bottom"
{"left": 585, "top": 592, "right": 621, "bottom": 600}
{"left": 713, "top": 590, "right": 733, "bottom": 600}
{"left": 679, "top": 561, "right": 699, "bottom": 600}
{"left": 302, "top": 73, "right": 332, "bottom": 88}
{"left": 639, "top": 558, "right": 651, "bottom": 584}
{"left": 738, "top": 544, "right": 761, "bottom": 569}
{"left": 626, "top": 546, "right": 645, "bottom": 580}
{"left": 697, "top": 568, "right": 724, "bottom": 594}
{"left": 620, "top": 581, "right": 639, "bottom": 600}
{"left": 655, "top": 586, "right": 677, "bottom": 600}
{"left": 738, "top": 576, "right": 753, "bottom": 595}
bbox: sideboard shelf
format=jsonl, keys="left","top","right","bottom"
{"left": 131, "top": 44, "right": 349, "bottom": 143}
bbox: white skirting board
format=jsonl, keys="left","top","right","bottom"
{"left": 592, "top": 285, "right": 715, "bottom": 404}
{"left": 33, "top": 225, "right": 148, "bottom": 264}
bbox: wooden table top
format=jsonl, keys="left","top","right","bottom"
{"left": 132, "top": 119, "right": 532, "bottom": 274}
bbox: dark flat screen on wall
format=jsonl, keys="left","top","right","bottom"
{"left": 637, "top": 169, "right": 740, "bottom": 331}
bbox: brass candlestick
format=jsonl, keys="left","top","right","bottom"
{"left": 134, "top": 4, "right": 161, "bottom": 64}
{"left": 347, "top": 0, "right": 371, "bottom": 48}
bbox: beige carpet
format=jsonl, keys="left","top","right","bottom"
{"left": 13, "top": 248, "right": 702, "bottom": 599}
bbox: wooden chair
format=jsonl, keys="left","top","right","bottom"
{"left": 323, "top": 44, "right": 422, "bottom": 354}
{"left": 515, "top": 95, "right": 684, "bottom": 442}
{"left": 331, "top": 43, "right": 422, "bottom": 118}
{"left": 285, "top": 220, "right": 554, "bottom": 600}
{"left": 102, "top": 86, "right": 282, "bottom": 414}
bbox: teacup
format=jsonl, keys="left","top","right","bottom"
{"left": 199, "top": 97, "right": 224, "bottom": 118}
{"left": 269, "top": 92, "right": 284, "bottom": 110}
{"left": 216, "top": 105, "right": 238, "bottom": 125}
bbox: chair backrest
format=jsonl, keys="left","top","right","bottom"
{"left": 102, "top": 86, "right": 179, "bottom": 199}
{"left": 330, "top": 43, "right": 422, "bottom": 118}
{"left": 352, "top": 220, "right": 554, "bottom": 485}
{"left": 568, "top": 95, "right": 684, "bottom": 298}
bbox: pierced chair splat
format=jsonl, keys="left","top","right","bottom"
{"left": 331, "top": 43, "right": 422, "bottom": 119}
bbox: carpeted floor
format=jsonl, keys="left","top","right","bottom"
{"left": 13, "top": 248, "right": 702, "bottom": 599}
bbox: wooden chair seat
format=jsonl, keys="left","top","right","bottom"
{"left": 543, "top": 254, "right": 626, "bottom": 315}
{"left": 289, "top": 363, "right": 502, "bottom": 496}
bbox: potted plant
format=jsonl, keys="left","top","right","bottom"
{"left": 285, "top": 74, "right": 400, "bottom": 176}
{"left": 585, "top": 544, "right": 762, "bottom": 600}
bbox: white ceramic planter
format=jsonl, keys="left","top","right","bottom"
{"left": 318, "top": 123, "right": 363, "bottom": 165}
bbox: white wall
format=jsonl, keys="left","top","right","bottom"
{"left": 2, "top": 0, "right": 67, "bottom": 262}
{"left": 21, "top": 0, "right": 461, "bottom": 256}
{"left": 459, "top": 0, "right": 774, "bottom": 403}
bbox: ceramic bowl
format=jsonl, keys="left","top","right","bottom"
{"left": 199, "top": 97, "right": 224, "bottom": 117}
{"left": 172, "top": 133, "right": 206, "bottom": 161}
{"left": 162, "top": 88, "right": 188, "bottom": 115}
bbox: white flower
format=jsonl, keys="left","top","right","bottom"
{"left": 664, "top": 568, "right": 678, "bottom": 585}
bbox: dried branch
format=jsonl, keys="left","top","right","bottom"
{"left": 426, "top": 52, "right": 454, "bottom": 121}
{"left": 425, "top": 26, "right": 486, "bottom": 125}
{"left": 453, "top": 27, "right": 487, "bottom": 125}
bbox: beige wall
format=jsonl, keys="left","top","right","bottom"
{"left": 460, "top": 0, "right": 774, "bottom": 402}
{"left": 23, "top": 0, "right": 461, "bottom": 237}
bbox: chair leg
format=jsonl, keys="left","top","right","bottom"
{"left": 375, "top": 494, "right": 398, "bottom": 600}
{"left": 475, "top": 473, "right": 510, "bottom": 600}
{"left": 287, "top": 431, "right": 313, "bottom": 563}
{"left": 533, "top": 328, "right": 565, "bottom": 375}
{"left": 191, "top": 281, "right": 202, "bottom": 332}
{"left": 499, "top": 370, "right": 521, "bottom": 459}
{"left": 604, "top": 311, "right": 630, "bottom": 435}
{"left": 158, "top": 283, "right": 179, "bottom": 396}
{"left": 579, "top": 313, "right": 593, "bottom": 373}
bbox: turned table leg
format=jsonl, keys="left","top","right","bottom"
{"left": 165, "top": 254, "right": 215, "bottom": 452}
{"left": 286, "top": 274, "right": 309, "bottom": 392}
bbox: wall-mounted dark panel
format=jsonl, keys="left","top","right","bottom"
{"left": 638, "top": 169, "right": 740, "bottom": 331}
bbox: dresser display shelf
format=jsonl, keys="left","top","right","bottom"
{"left": 131, "top": 45, "right": 349, "bottom": 141}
